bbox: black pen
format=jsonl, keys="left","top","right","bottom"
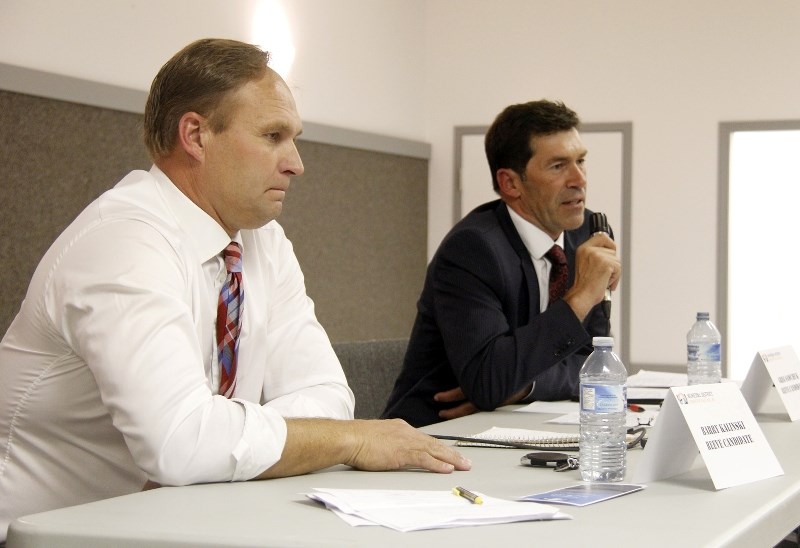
{"left": 452, "top": 486, "right": 483, "bottom": 504}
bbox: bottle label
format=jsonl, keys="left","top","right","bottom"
{"left": 580, "top": 384, "right": 626, "bottom": 413}
{"left": 687, "top": 343, "right": 721, "bottom": 362}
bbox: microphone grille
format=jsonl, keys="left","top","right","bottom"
{"left": 590, "top": 212, "right": 608, "bottom": 234}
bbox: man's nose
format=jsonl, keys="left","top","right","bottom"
{"left": 283, "top": 142, "right": 304, "bottom": 176}
{"left": 568, "top": 162, "right": 586, "bottom": 187}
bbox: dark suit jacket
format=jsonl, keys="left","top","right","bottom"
{"left": 382, "top": 200, "right": 610, "bottom": 427}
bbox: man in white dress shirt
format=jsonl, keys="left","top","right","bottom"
{"left": 0, "top": 38, "right": 470, "bottom": 541}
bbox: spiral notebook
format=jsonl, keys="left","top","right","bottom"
{"left": 449, "top": 426, "right": 580, "bottom": 449}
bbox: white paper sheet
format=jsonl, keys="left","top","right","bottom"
{"left": 543, "top": 406, "right": 659, "bottom": 428}
{"left": 627, "top": 370, "right": 688, "bottom": 388}
{"left": 515, "top": 400, "right": 579, "bottom": 414}
{"left": 306, "top": 488, "right": 571, "bottom": 532}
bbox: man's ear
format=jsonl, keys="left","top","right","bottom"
{"left": 496, "top": 168, "right": 521, "bottom": 199}
{"left": 176, "top": 112, "right": 206, "bottom": 162}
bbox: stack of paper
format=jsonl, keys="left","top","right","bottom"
{"left": 306, "top": 488, "right": 570, "bottom": 532}
{"left": 627, "top": 370, "right": 688, "bottom": 401}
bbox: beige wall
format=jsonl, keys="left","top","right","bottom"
{"left": 422, "top": 0, "right": 800, "bottom": 369}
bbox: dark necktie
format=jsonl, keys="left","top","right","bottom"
{"left": 217, "top": 242, "right": 244, "bottom": 398}
{"left": 545, "top": 244, "right": 568, "bottom": 306}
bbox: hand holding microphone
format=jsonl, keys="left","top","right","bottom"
{"left": 589, "top": 212, "right": 614, "bottom": 319}
{"left": 564, "top": 212, "right": 620, "bottom": 323}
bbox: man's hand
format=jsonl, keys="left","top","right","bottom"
{"left": 258, "top": 418, "right": 471, "bottom": 479}
{"left": 435, "top": 384, "right": 533, "bottom": 420}
{"left": 564, "top": 232, "right": 621, "bottom": 321}
{"left": 343, "top": 419, "right": 472, "bottom": 473}
{"left": 435, "top": 386, "right": 478, "bottom": 420}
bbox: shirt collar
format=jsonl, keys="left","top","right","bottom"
{"left": 149, "top": 165, "right": 237, "bottom": 262}
{"left": 506, "top": 204, "right": 565, "bottom": 260}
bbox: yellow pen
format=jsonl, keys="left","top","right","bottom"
{"left": 452, "top": 486, "right": 483, "bottom": 505}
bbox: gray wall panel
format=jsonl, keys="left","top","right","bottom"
{"left": 0, "top": 89, "right": 427, "bottom": 342}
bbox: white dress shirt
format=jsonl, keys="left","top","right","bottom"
{"left": 506, "top": 205, "right": 566, "bottom": 401}
{"left": 506, "top": 205, "right": 566, "bottom": 312}
{"left": 0, "top": 166, "right": 354, "bottom": 540}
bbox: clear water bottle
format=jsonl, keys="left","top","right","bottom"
{"left": 579, "top": 336, "right": 627, "bottom": 482}
{"left": 687, "top": 312, "right": 722, "bottom": 385}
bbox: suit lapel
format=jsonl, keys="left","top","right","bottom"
{"left": 493, "top": 202, "right": 540, "bottom": 318}
{"left": 494, "top": 202, "right": 590, "bottom": 312}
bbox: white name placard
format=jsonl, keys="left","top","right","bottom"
{"left": 741, "top": 346, "right": 800, "bottom": 421}
{"left": 633, "top": 382, "right": 783, "bottom": 490}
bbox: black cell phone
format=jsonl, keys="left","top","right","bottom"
{"left": 520, "top": 451, "right": 573, "bottom": 468}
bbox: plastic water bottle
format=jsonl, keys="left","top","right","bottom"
{"left": 579, "top": 337, "right": 627, "bottom": 482}
{"left": 687, "top": 312, "right": 722, "bottom": 385}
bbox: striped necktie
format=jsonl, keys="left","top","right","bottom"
{"left": 217, "top": 242, "right": 243, "bottom": 398}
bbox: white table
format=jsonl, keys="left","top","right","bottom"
{"left": 8, "top": 396, "right": 800, "bottom": 547}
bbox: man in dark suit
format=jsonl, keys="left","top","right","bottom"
{"left": 382, "top": 100, "right": 621, "bottom": 427}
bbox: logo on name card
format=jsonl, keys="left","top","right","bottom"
{"left": 674, "top": 391, "right": 713, "bottom": 404}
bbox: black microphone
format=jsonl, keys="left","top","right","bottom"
{"left": 589, "top": 212, "right": 613, "bottom": 320}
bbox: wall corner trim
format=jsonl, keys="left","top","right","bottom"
{"left": 0, "top": 62, "right": 430, "bottom": 160}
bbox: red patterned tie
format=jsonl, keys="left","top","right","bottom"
{"left": 545, "top": 244, "right": 568, "bottom": 306}
{"left": 217, "top": 242, "right": 243, "bottom": 398}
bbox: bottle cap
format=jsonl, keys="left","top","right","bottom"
{"left": 592, "top": 336, "right": 614, "bottom": 348}
{"left": 697, "top": 312, "right": 710, "bottom": 320}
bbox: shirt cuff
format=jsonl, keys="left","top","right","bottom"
{"left": 230, "top": 399, "right": 288, "bottom": 481}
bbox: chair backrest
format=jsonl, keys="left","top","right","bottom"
{"left": 332, "top": 338, "right": 408, "bottom": 419}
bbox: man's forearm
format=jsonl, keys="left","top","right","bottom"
{"left": 256, "top": 417, "right": 472, "bottom": 479}
{"left": 256, "top": 418, "right": 356, "bottom": 479}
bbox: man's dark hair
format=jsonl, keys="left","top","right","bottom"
{"left": 485, "top": 100, "right": 580, "bottom": 191}
{"left": 143, "top": 38, "right": 270, "bottom": 160}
